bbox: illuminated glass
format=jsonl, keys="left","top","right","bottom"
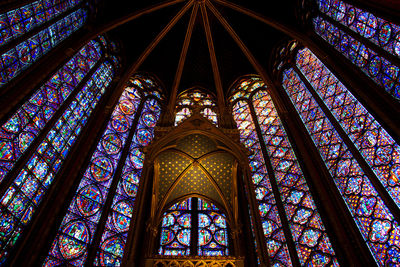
{"left": 313, "top": 16, "right": 400, "bottom": 101}
{"left": 94, "top": 97, "right": 161, "bottom": 266}
{"left": 175, "top": 88, "right": 218, "bottom": 126}
{"left": 296, "top": 47, "right": 400, "bottom": 209}
{"left": 282, "top": 67, "right": 400, "bottom": 266}
{"left": 0, "top": 8, "right": 88, "bottom": 88}
{"left": 0, "top": 60, "right": 115, "bottom": 264}
{"left": 0, "top": 0, "right": 82, "bottom": 48}
{"left": 44, "top": 75, "right": 162, "bottom": 266}
{"left": 316, "top": 0, "right": 400, "bottom": 58}
{"left": 159, "top": 198, "right": 192, "bottom": 256}
{"left": 158, "top": 197, "right": 229, "bottom": 256}
{"left": 0, "top": 39, "right": 102, "bottom": 182}
{"left": 231, "top": 77, "right": 338, "bottom": 266}
{"left": 232, "top": 99, "right": 292, "bottom": 266}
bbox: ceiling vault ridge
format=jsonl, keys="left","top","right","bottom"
{"left": 96, "top": 0, "right": 187, "bottom": 37}
{"left": 168, "top": 1, "right": 199, "bottom": 112}
{"left": 205, "top": 1, "right": 280, "bottom": 104}
{"left": 158, "top": 157, "right": 230, "bottom": 218}
{"left": 107, "top": 0, "right": 193, "bottom": 109}
{"left": 200, "top": 2, "right": 225, "bottom": 111}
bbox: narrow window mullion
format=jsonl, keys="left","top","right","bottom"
{"left": 291, "top": 63, "right": 400, "bottom": 221}
{"left": 0, "top": 55, "right": 106, "bottom": 197}
{"left": 84, "top": 96, "right": 147, "bottom": 265}
{"left": 247, "top": 98, "right": 302, "bottom": 266}
{"left": 317, "top": 11, "right": 400, "bottom": 68}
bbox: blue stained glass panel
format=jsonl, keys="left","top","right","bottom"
{"left": 232, "top": 100, "right": 292, "bottom": 266}
{"left": 94, "top": 96, "right": 161, "bottom": 266}
{"left": 313, "top": 16, "right": 400, "bottom": 101}
{"left": 252, "top": 89, "right": 338, "bottom": 265}
{"left": 0, "top": 61, "right": 114, "bottom": 264}
{"left": 0, "top": 0, "right": 82, "bottom": 48}
{"left": 282, "top": 67, "right": 400, "bottom": 266}
{"left": 316, "top": 0, "right": 400, "bottom": 58}
{"left": 296, "top": 48, "right": 400, "bottom": 209}
{"left": 0, "top": 39, "right": 102, "bottom": 182}
{"left": 0, "top": 8, "right": 87, "bottom": 88}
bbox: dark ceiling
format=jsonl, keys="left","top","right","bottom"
{"left": 96, "top": 0, "right": 298, "bottom": 100}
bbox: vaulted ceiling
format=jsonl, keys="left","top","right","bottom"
{"left": 95, "top": 0, "right": 299, "bottom": 102}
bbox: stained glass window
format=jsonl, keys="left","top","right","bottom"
{"left": 296, "top": 47, "right": 400, "bottom": 209}
{"left": 44, "top": 75, "right": 162, "bottom": 266}
{"left": 313, "top": 0, "right": 400, "bottom": 101}
{"left": 175, "top": 88, "right": 218, "bottom": 126}
{"left": 316, "top": 0, "right": 400, "bottom": 58}
{"left": 230, "top": 76, "right": 338, "bottom": 266}
{"left": 0, "top": 54, "right": 115, "bottom": 264}
{"left": 0, "top": 8, "right": 88, "bottom": 88}
{"left": 94, "top": 98, "right": 162, "bottom": 265}
{"left": 0, "top": 38, "right": 103, "bottom": 183}
{"left": 158, "top": 197, "right": 229, "bottom": 256}
{"left": 282, "top": 67, "right": 400, "bottom": 266}
{"left": 0, "top": 0, "right": 82, "bottom": 48}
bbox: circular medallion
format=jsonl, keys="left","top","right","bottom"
{"left": 122, "top": 172, "right": 139, "bottom": 197}
{"left": 347, "top": 7, "right": 356, "bottom": 25}
{"left": 111, "top": 115, "right": 129, "bottom": 133}
{"left": 76, "top": 185, "right": 102, "bottom": 217}
{"left": 141, "top": 112, "right": 157, "bottom": 127}
{"left": 379, "top": 23, "right": 392, "bottom": 46}
{"left": 129, "top": 148, "right": 143, "bottom": 169}
{"left": 90, "top": 157, "right": 113, "bottom": 182}
{"left": 99, "top": 237, "right": 124, "bottom": 265}
{"left": 102, "top": 134, "right": 122, "bottom": 155}
{"left": 368, "top": 56, "right": 382, "bottom": 77}
{"left": 112, "top": 201, "right": 133, "bottom": 232}
{"left": 119, "top": 100, "right": 135, "bottom": 115}
{"left": 58, "top": 221, "right": 90, "bottom": 260}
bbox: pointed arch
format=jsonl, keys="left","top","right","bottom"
{"left": 229, "top": 75, "right": 338, "bottom": 266}
{"left": 44, "top": 74, "right": 164, "bottom": 266}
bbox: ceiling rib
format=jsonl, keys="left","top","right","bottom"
{"left": 200, "top": 2, "right": 226, "bottom": 114}
{"left": 104, "top": 0, "right": 193, "bottom": 111}
{"left": 168, "top": 2, "right": 199, "bottom": 112}
{"left": 98, "top": 0, "right": 187, "bottom": 36}
{"left": 110, "top": 0, "right": 193, "bottom": 104}
{"left": 211, "top": 0, "right": 304, "bottom": 41}
{"left": 205, "top": 1, "right": 276, "bottom": 88}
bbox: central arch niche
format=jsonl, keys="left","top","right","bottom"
{"left": 158, "top": 197, "right": 229, "bottom": 256}
{"left": 135, "top": 116, "right": 258, "bottom": 266}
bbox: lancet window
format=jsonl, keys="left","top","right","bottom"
{"left": 230, "top": 76, "right": 338, "bottom": 266}
{"left": 312, "top": 0, "right": 400, "bottom": 101}
{"left": 158, "top": 197, "right": 229, "bottom": 256}
{"left": 279, "top": 44, "right": 400, "bottom": 266}
{"left": 0, "top": 35, "right": 117, "bottom": 265}
{"left": 175, "top": 88, "right": 218, "bottom": 126}
{"left": 0, "top": 1, "right": 88, "bottom": 88}
{"left": 44, "top": 74, "right": 163, "bottom": 266}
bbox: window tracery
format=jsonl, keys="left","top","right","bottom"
{"left": 175, "top": 88, "right": 218, "bottom": 126}
{"left": 230, "top": 76, "right": 338, "bottom": 266}
{"left": 158, "top": 197, "right": 229, "bottom": 257}
{"left": 44, "top": 74, "right": 162, "bottom": 266}
{"left": 313, "top": 0, "right": 400, "bottom": 101}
